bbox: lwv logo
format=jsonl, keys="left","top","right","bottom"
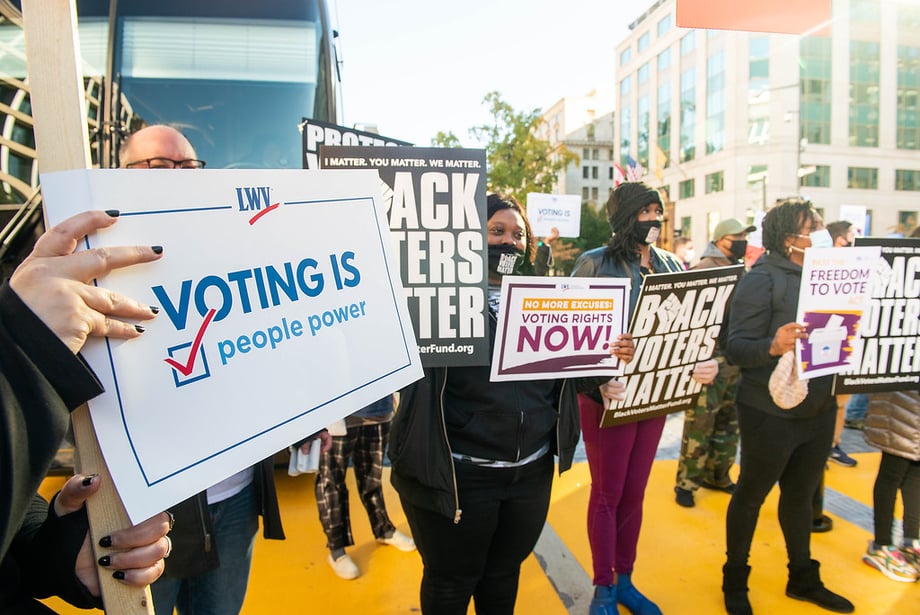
{"left": 235, "top": 186, "right": 271, "bottom": 211}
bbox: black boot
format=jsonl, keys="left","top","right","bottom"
{"left": 785, "top": 559, "right": 854, "bottom": 613}
{"left": 722, "top": 564, "right": 753, "bottom": 615}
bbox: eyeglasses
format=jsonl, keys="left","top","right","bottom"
{"left": 124, "top": 157, "right": 207, "bottom": 169}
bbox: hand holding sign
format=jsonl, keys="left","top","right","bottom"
{"left": 9, "top": 210, "right": 163, "bottom": 354}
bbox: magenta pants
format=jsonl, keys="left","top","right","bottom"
{"left": 579, "top": 393, "right": 666, "bottom": 586}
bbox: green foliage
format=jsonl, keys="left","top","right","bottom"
{"left": 431, "top": 131, "right": 462, "bottom": 148}
{"left": 469, "top": 92, "right": 579, "bottom": 204}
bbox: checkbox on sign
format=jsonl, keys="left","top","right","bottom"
{"left": 166, "top": 341, "right": 211, "bottom": 386}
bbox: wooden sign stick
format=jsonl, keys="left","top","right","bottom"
{"left": 20, "top": 1, "right": 154, "bottom": 612}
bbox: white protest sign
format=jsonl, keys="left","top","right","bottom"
{"left": 489, "top": 276, "right": 630, "bottom": 381}
{"left": 526, "top": 193, "right": 581, "bottom": 238}
{"left": 40, "top": 168, "right": 422, "bottom": 523}
{"left": 796, "top": 245, "right": 880, "bottom": 380}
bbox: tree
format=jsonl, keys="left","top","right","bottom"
{"left": 551, "top": 202, "right": 612, "bottom": 275}
{"left": 431, "top": 131, "right": 462, "bottom": 148}
{"left": 469, "top": 92, "right": 578, "bottom": 205}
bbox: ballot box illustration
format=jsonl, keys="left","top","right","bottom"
{"left": 808, "top": 314, "right": 848, "bottom": 366}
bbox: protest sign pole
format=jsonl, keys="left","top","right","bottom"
{"left": 21, "top": 1, "right": 155, "bottom": 612}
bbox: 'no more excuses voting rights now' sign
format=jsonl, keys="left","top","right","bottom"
{"left": 835, "top": 237, "right": 920, "bottom": 393}
{"left": 40, "top": 168, "right": 422, "bottom": 523}
{"left": 321, "top": 146, "right": 489, "bottom": 368}
{"left": 795, "top": 245, "right": 880, "bottom": 380}
{"left": 601, "top": 266, "right": 744, "bottom": 428}
{"left": 489, "top": 276, "right": 630, "bottom": 381}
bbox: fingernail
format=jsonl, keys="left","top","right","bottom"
{"left": 152, "top": 245, "right": 164, "bottom": 254}
{"left": 135, "top": 324, "right": 146, "bottom": 333}
{"left": 106, "top": 209, "right": 120, "bottom": 217}
{"left": 150, "top": 305, "right": 160, "bottom": 315}
{"left": 98, "top": 555, "right": 111, "bottom": 567}
{"left": 113, "top": 570, "right": 126, "bottom": 580}
{"left": 99, "top": 536, "right": 112, "bottom": 548}
{"left": 81, "top": 474, "right": 98, "bottom": 487}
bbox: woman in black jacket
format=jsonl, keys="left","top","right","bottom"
{"left": 389, "top": 194, "right": 631, "bottom": 615}
{"left": 722, "top": 198, "right": 853, "bottom": 614}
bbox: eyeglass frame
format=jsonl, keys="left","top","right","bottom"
{"left": 123, "top": 157, "right": 207, "bottom": 169}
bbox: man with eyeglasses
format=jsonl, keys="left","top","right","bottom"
{"left": 119, "top": 124, "right": 297, "bottom": 615}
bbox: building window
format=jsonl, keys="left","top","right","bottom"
{"left": 657, "top": 14, "right": 672, "bottom": 37}
{"left": 638, "top": 95, "right": 650, "bottom": 169}
{"left": 849, "top": 40, "right": 880, "bottom": 147}
{"left": 748, "top": 36, "right": 770, "bottom": 145}
{"left": 620, "top": 47, "right": 632, "bottom": 66}
{"left": 587, "top": 124, "right": 596, "bottom": 140}
{"left": 679, "top": 178, "right": 695, "bottom": 199}
{"left": 680, "top": 68, "right": 696, "bottom": 163}
{"left": 897, "top": 43, "right": 920, "bottom": 150}
{"left": 592, "top": 148, "right": 599, "bottom": 160}
{"left": 705, "top": 171, "right": 724, "bottom": 193}
{"left": 620, "top": 75, "right": 632, "bottom": 97}
{"left": 658, "top": 82, "right": 671, "bottom": 160}
{"left": 706, "top": 50, "right": 726, "bottom": 154}
{"left": 583, "top": 148, "right": 590, "bottom": 158}
{"left": 802, "top": 165, "right": 831, "bottom": 188}
{"left": 681, "top": 31, "right": 696, "bottom": 56}
{"left": 609, "top": 167, "right": 614, "bottom": 180}
{"left": 847, "top": 166, "right": 878, "bottom": 189}
{"left": 638, "top": 62, "right": 650, "bottom": 85}
{"left": 582, "top": 186, "right": 589, "bottom": 201}
{"left": 801, "top": 37, "right": 832, "bottom": 145}
{"left": 638, "top": 31, "right": 650, "bottom": 53}
{"left": 895, "top": 169, "right": 920, "bottom": 191}
{"left": 591, "top": 187, "right": 599, "bottom": 201}
{"left": 658, "top": 48, "right": 671, "bottom": 72}
{"left": 591, "top": 166, "right": 598, "bottom": 179}
{"left": 680, "top": 215, "right": 692, "bottom": 236}
{"left": 620, "top": 106, "right": 632, "bottom": 167}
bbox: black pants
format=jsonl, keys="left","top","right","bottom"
{"left": 400, "top": 453, "right": 553, "bottom": 615}
{"left": 873, "top": 451, "right": 920, "bottom": 545}
{"left": 726, "top": 401, "right": 835, "bottom": 567}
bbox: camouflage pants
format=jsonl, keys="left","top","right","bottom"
{"left": 676, "top": 359, "right": 740, "bottom": 491}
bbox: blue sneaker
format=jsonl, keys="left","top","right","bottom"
{"left": 616, "top": 573, "right": 662, "bottom": 615}
{"left": 589, "top": 584, "right": 616, "bottom": 615}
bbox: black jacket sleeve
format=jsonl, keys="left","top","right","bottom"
{"left": 0, "top": 282, "right": 103, "bottom": 560}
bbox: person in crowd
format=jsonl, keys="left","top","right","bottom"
{"left": 822, "top": 221, "right": 858, "bottom": 467}
{"left": 534, "top": 226, "right": 559, "bottom": 276}
{"left": 674, "top": 218, "right": 755, "bottom": 508}
{"left": 861, "top": 391, "right": 920, "bottom": 581}
{"left": 121, "top": 125, "right": 329, "bottom": 615}
{"left": 571, "top": 182, "right": 717, "bottom": 615}
{"left": 318, "top": 394, "right": 415, "bottom": 580}
{"left": 672, "top": 236, "right": 694, "bottom": 270}
{"left": 388, "top": 193, "right": 635, "bottom": 615}
{"left": 1, "top": 208, "right": 170, "bottom": 611}
{"left": 722, "top": 197, "right": 853, "bottom": 615}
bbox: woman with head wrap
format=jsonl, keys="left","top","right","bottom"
{"left": 571, "top": 182, "right": 717, "bottom": 615}
{"left": 389, "top": 194, "right": 634, "bottom": 614}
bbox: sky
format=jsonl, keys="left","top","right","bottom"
{"left": 331, "top": 0, "right": 645, "bottom": 147}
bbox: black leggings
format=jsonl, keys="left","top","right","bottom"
{"left": 873, "top": 451, "right": 920, "bottom": 545}
{"left": 726, "top": 402, "right": 835, "bottom": 567}
{"left": 400, "top": 453, "right": 553, "bottom": 615}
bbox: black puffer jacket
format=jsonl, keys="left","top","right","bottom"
{"left": 725, "top": 252, "right": 834, "bottom": 418}
{"left": 388, "top": 315, "right": 579, "bottom": 522}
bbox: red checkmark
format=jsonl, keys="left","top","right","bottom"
{"left": 164, "top": 308, "right": 217, "bottom": 376}
{"left": 248, "top": 202, "right": 280, "bottom": 225}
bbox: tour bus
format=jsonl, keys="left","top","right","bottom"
{"left": 0, "top": 0, "right": 340, "bottom": 275}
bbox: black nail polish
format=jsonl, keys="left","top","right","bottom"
{"left": 98, "top": 555, "right": 110, "bottom": 567}
{"left": 150, "top": 305, "right": 160, "bottom": 315}
{"left": 105, "top": 209, "right": 120, "bottom": 218}
{"left": 135, "top": 324, "right": 146, "bottom": 333}
{"left": 81, "top": 474, "right": 98, "bottom": 487}
{"left": 152, "top": 245, "right": 164, "bottom": 254}
{"left": 113, "top": 570, "right": 126, "bottom": 580}
{"left": 99, "top": 536, "right": 112, "bottom": 548}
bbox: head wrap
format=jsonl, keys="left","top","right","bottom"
{"left": 606, "top": 182, "right": 662, "bottom": 232}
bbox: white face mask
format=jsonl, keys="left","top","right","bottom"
{"left": 684, "top": 249, "right": 696, "bottom": 263}
{"left": 809, "top": 228, "right": 833, "bottom": 249}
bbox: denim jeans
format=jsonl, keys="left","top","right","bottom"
{"left": 151, "top": 482, "right": 259, "bottom": 615}
{"left": 845, "top": 393, "right": 868, "bottom": 421}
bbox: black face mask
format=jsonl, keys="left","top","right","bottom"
{"left": 728, "top": 239, "right": 747, "bottom": 261}
{"left": 634, "top": 220, "right": 662, "bottom": 245}
{"left": 488, "top": 244, "right": 525, "bottom": 277}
